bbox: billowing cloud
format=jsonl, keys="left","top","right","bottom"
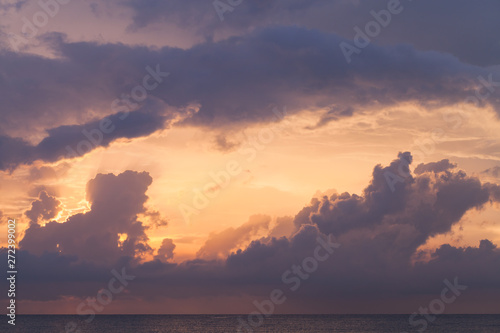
{"left": 24, "top": 190, "right": 62, "bottom": 223}
{"left": 6, "top": 154, "right": 500, "bottom": 313}
{"left": 1, "top": 27, "right": 499, "bottom": 170}
{"left": 20, "top": 170, "right": 154, "bottom": 265}
{"left": 154, "top": 238, "right": 176, "bottom": 262}
{"left": 1, "top": 0, "right": 500, "bottom": 318}
{"left": 291, "top": 154, "right": 497, "bottom": 270}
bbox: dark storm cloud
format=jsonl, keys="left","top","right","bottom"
{"left": 0, "top": 135, "right": 34, "bottom": 171}
{"left": 121, "top": 0, "right": 500, "bottom": 66}
{"left": 2, "top": 26, "right": 500, "bottom": 170}
{"left": 156, "top": 26, "right": 500, "bottom": 127}
{"left": 0, "top": 48, "right": 126, "bottom": 137}
{"left": 0, "top": 106, "right": 170, "bottom": 171}
{"left": 8, "top": 155, "right": 500, "bottom": 312}
{"left": 0, "top": 35, "right": 173, "bottom": 138}
{"left": 20, "top": 170, "right": 154, "bottom": 265}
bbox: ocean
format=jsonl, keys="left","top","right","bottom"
{"left": 2, "top": 314, "right": 499, "bottom": 332}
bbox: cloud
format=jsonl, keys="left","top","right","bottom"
{"left": 140, "top": 210, "right": 168, "bottom": 229}
{"left": 212, "top": 133, "right": 240, "bottom": 152}
{"left": 196, "top": 214, "right": 270, "bottom": 260}
{"left": 0, "top": 103, "right": 175, "bottom": 171}
{"left": 305, "top": 106, "right": 354, "bottom": 129}
{"left": 482, "top": 166, "right": 500, "bottom": 178}
{"left": 0, "top": 0, "right": 27, "bottom": 12}
{"left": 6, "top": 154, "right": 500, "bottom": 313}
{"left": 20, "top": 170, "right": 154, "bottom": 265}
{"left": 121, "top": 0, "right": 500, "bottom": 66}
{"left": 24, "top": 190, "right": 62, "bottom": 223}
{"left": 154, "top": 238, "right": 176, "bottom": 262}
{"left": 414, "top": 159, "right": 457, "bottom": 174}
{"left": 1, "top": 27, "right": 500, "bottom": 170}
{"left": 268, "top": 216, "right": 295, "bottom": 239}
{"left": 484, "top": 183, "right": 500, "bottom": 203}
{"left": 294, "top": 153, "right": 494, "bottom": 260}
{"left": 27, "top": 163, "right": 70, "bottom": 182}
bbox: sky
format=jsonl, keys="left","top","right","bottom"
{"left": 1, "top": 0, "right": 500, "bottom": 317}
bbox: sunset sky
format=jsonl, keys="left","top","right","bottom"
{"left": 1, "top": 0, "right": 500, "bottom": 315}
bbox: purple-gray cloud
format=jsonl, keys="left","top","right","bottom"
{"left": 20, "top": 170, "right": 154, "bottom": 265}
{"left": 121, "top": 0, "right": 500, "bottom": 66}
{"left": 24, "top": 190, "right": 61, "bottom": 223}
{"left": 154, "top": 238, "right": 176, "bottom": 263}
{"left": 414, "top": 159, "right": 457, "bottom": 175}
{"left": 1, "top": 27, "right": 499, "bottom": 170}
{"left": 5, "top": 153, "right": 500, "bottom": 313}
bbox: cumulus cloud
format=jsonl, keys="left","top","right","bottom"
{"left": 154, "top": 238, "right": 176, "bottom": 262}
{"left": 20, "top": 170, "right": 154, "bottom": 265}
{"left": 293, "top": 155, "right": 495, "bottom": 263}
{"left": 6, "top": 154, "right": 500, "bottom": 312}
{"left": 24, "top": 190, "right": 62, "bottom": 223}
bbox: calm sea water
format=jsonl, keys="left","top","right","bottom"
{"left": 2, "top": 314, "right": 499, "bottom": 332}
